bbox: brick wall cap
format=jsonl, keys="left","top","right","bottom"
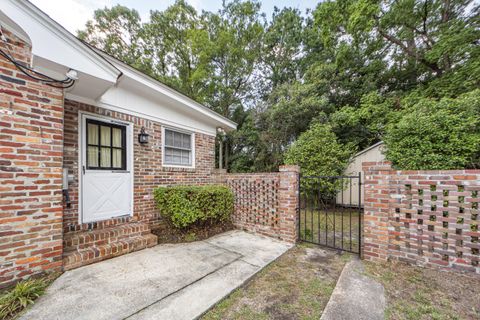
{"left": 279, "top": 165, "right": 300, "bottom": 173}
{"left": 362, "top": 161, "right": 392, "bottom": 167}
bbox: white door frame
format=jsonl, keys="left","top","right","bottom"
{"left": 78, "top": 111, "right": 134, "bottom": 224}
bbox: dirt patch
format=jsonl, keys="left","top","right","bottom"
{"left": 364, "top": 261, "right": 480, "bottom": 320}
{"left": 151, "top": 220, "right": 234, "bottom": 244}
{"left": 201, "top": 244, "right": 352, "bottom": 320}
{"left": 303, "top": 247, "right": 334, "bottom": 264}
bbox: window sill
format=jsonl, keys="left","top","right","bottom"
{"left": 162, "top": 165, "right": 196, "bottom": 172}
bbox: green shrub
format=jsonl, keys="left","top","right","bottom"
{"left": 384, "top": 90, "right": 480, "bottom": 170}
{"left": 284, "top": 123, "right": 353, "bottom": 177}
{"left": 153, "top": 185, "right": 234, "bottom": 228}
{"left": 0, "top": 278, "right": 50, "bottom": 320}
{"left": 284, "top": 123, "right": 353, "bottom": 195}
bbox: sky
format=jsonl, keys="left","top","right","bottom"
{"left": 29, "top": 0, "right": 315, "bottom": 34}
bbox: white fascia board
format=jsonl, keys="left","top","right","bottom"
{"left": 2, "top": 0, "right": 121, "bottom": 83}
{"left": 97, "top": 52, "right": 237, "bottom": 131}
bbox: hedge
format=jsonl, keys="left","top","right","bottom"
{"left": 384, "top": 90, "right": 480, "bottom": 170}
{"left": 153, "top": 185, "right": 234, "bottom": 228}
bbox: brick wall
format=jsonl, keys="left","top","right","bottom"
{"left": 363, "top": 161, "right": 480, "bottom": 274}
{"left": 216, "top": 165, "right": 299, "bottom": 243}
{"left": 0, "top": 30, "right": 64, "bottom": 288}
{"left": 63, "top": 100, "right": 216, "bottom": 231}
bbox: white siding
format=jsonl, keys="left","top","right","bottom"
{"left": 337, "top": 143, "right": 385, "bottom": 206}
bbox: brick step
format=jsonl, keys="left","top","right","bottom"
{"left": 64, "top": 216, "right": 134, "bottom": 234}
{"left": 63, "top": 223, "right": 151, "bottom": 252}
{"left": 63, "top": 233, "right": 158, "bottom": 271}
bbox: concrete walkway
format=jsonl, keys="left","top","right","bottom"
{"left": 321, "top": 259, "right": 386, "bottom": 320}
{"left": 20, "top": 230, "right": 292, "bottom": 320}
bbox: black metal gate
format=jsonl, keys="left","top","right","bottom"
{"left": 298, "top": 173, "right": 363, "bottom": 254}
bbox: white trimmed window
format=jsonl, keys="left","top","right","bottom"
{"left": 163, "top": 128, "right": 194, "bottom": 167}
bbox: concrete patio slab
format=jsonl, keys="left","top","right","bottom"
{"left": 320, "top": 259, "right": 386, "bottom": 320}
{"left": 20, "top": 230, "right": 292, "bottom": 320}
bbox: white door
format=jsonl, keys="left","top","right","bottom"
{"left": 80, "top": 114, "right": 133, "bottom": 223}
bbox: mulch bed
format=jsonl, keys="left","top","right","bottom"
{"left": 151, "top": 220, "right": 235, "bottom": 244}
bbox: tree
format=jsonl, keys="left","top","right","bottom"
{"left": 313, "top": 0, "right": 480, "bottom": 96}
{"left": 202, "top": 1, "right": 265, "bottom": 170}
{"left": 256, "top": 81, "right": 328, "bottom": 169}
{"left": 77, "top": 5, "right": 147, "bottom": 72}
{"left": 284, "top": 123, "right": 353, "bottom": 177}
{"left": 262, "top": 7, "right": 304, "bottom": 91}
{"left": 203, "top": 1, "right": 265, "bottom": 117}
{"left": 144, "top": 0, "right": 213, "bottom": 102}
{"left": 384, "top": 90, "right": 480, "bottom": 170}
{"left": 227, "top": 108, "right": 265, "bottom": 172}
{"left": 305, "top": 1, "right": 390, "bottom": 108}
{"left": 330, "top": 92, "right": 398, "bottom": 149}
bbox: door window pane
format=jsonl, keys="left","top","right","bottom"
{"left": 87, "top": 146, "right": 98, "bottom": 167}
{"left": 100, "top": 147, "right": 111, "bottom": 167}
{"left": 100, "top": 126, "right": 111, "bottom": 146}
{"left": 87, "top": 124, "right": 98, "bottom": 145}
{"left": 112, "top": 128, "right": 122, "bottom": 147}
{"left": 112, "top": 149, "right": 122, "bottom": 168}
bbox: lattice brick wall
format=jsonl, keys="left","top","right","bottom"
{"left": 224, "top": 174, "right": 280, "bottom": 236}
{"left": 363, "top": 161, "right": 480, "bottom": 274}
{"left": 215, "top": 166, "right": 299, "bottom": 243}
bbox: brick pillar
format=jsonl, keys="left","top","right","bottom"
{"left": 362, "top": 161, "right": 393, "bottom": 262}
{"left": 212, "top": 168, "right": 227, "bottom": 184}
{"left": 0, "top": 29, "right": 64, "bottom": 288}
{"left": 278, "top": 165, "right": 300, "bottom": 243}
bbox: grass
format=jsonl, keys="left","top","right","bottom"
{"left": 364, "top": 261, "right": 480, "bottom": 320}
{"left": 202, "top": 243, "right": 352, "bottom": 320}
{"left": 0, "top": 274, "right": 58, "bottom": 320}
{"left": 299, "top": 207, "right": 361, "bottom": 252}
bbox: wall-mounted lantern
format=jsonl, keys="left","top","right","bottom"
{"left": 138, "top": 127, "right": 149, "bottom": 144}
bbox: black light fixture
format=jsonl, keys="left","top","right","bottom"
{"left": 138, "top": 127, "right": 149, "bottom": 144}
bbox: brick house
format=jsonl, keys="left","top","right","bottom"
{"left": 0, "top": 0, "right": 236, "bottom": 288}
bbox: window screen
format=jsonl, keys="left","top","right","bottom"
{"left": 86, "top": 119, "right": 126, "bottom": 170}
{"left": 164, "top": 129, "right": 192, "bottom": 166}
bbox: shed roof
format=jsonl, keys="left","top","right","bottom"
{"left": 353, "top": 141, "right": 384, "bottom": 158}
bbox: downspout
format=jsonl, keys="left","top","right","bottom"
{"left": 219, "top": 139, "right": 223, "bottom": 170}
{"left": 217, "top": 127, "right": 226, "bottom": 170}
